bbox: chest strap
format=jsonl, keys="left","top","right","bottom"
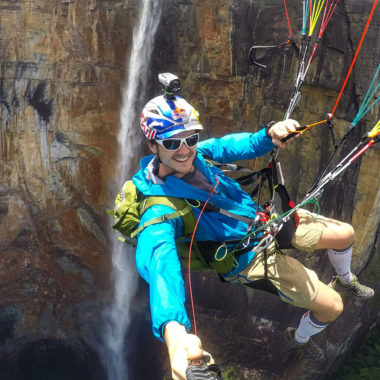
{"left": 131, "top": 196, "right": 196, "bottom": 238}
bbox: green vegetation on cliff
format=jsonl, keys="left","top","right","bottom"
{"left": 327, "top": 324, "right": 380, "bottom": 380}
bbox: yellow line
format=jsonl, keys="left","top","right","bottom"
{"left": 368, "top": 120, "right": 380, "bottom": 138}
{"left": 309, "top": 0, "right": 326, "bottom": 36}
{"left": 306, "top": 119, "right": 327, "bottom": 128}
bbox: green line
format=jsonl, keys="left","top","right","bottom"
{"left": 352, "top": 64, "right": 380, "bottom": 126}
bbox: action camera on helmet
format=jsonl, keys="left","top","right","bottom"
{"left": 158, "top": 73, "right": 181, "bottom": 99}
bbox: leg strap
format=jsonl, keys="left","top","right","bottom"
{"left": 243, "top": 278, "right": 279, "bottom": 296}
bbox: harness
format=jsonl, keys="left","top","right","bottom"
{"left": 206, "top": 156, "right": 299, "bottom": 248}
{"left": 113, "top": 154, "right": 299, "bottom": 276}
{"left": 113, "top": 185, "right": 263, "bottom": 274}
{"left": 113, "top": 184, "right": 208, "bottom": 270}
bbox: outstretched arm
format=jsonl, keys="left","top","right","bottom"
{"left": 136, "top": 205, "right": 191, "bottom": 340}
{"left": 197, "top": 119, "right": 300, "bottom": 163}
{"left": 136, "top": 206, "right": 214, "bottom": 378}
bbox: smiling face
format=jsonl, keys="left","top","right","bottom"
{"left": 148, "top": 130, "right": 198, "bottom": 178}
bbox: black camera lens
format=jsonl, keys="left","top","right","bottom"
{"left": 169, "top": 79, "right": 180, "bottom": 92}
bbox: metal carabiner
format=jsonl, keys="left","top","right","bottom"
{"left": 249, "top": 38, "right": 299, "bottom": 69}
{"left": 249, "top": 44, "right": 278, "bottom": 69}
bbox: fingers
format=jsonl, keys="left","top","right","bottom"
{"left": 285, "top": 119, "right": 301, "bottom": 132}
{"left": 268, "top": 119, "right": 301, "bottom": 148}
{"left": 184, "top": 334, "right": 204, "bottom": 360}
{"left": 167, "top": 331, "right": 205, "bottom": 380}
{"left": 202, "top": 350, "right": 215, "bottom": 365}
{"left": 278, "top": 119, "right": 300, "bottom": 135}
{"left": 165, "top": 324, "right": 213, "bottom": 380}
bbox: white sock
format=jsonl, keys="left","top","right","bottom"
{"left": 295, "top": 311, "right": 328, "bottom": 344}
{"left": 327, "top": 246, "right": 354, "bottom": 284}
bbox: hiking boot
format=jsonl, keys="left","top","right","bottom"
{"left": 284, "top": 327, "right": 325, "bottom": 361}
{"left": 329, "top": 275, "right": 374, "bottom": 299}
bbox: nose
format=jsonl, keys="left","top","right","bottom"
{"left": 177, "top": 141, "right": 191, "bottom": 153}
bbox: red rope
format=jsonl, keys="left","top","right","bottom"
{"left": 319, "top": 0, "right": 340, "bottom": 37}
{"left": 188, "top": 177, "right": 219, "bottom": 336}
{"left": 331, "top": 0, "right": 378, "bottom": 116}
{"left": 349, "top": 140, "right": 375, "bottom": 163}
{"left": 309, "top": 0, "right": 340, "bottom": 64}
{"left": 283, "top": 0, "right": 293, "bottom": 37}
{"left": 320, "top": 0, "right": 331, "bottom": 36}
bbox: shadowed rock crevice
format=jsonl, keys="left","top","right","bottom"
{"left": 25, "top": 81, "right": 53, "bottom": 124}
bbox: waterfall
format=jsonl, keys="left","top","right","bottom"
{"left": 102, "top": 1, "right": 162, "bottom": 379}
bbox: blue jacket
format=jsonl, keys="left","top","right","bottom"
{"left": 133, "top": 129, "right": 274, "bottom": 341}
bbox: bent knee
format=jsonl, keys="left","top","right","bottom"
{"left": 334, "top": 223, "right": 355, "bottom": 250}
{"left": 342, "top": 223, "right": 355, "bottom": 247}
{"left": 310, "top": 284, "right": 344, "bottom": 322}
{"left": 322, "top": 292, "right": 343, "bottom": 322}
{"left": 330, "top": 292, "right": 344, "bottom": 319}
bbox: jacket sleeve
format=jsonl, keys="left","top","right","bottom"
{"left": 197, "top": 128, "right": 275, "bottom": 163}
{"left": 135, "top": 205, "right": 191, "bottom": 341}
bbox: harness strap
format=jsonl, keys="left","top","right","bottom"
{"left": 202, "top": 203, "right": 253, "bottom": 224}
{"left": 131, "top": 196, "right": 195, "bottom": 238}
{"left": 263, "top": 247, "right": 268, "bottom": 279}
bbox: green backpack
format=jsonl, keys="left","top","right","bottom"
{"left": 112, "top": 180, "right": 215, "bottom": 271}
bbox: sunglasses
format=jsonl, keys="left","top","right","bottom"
{"left": 156, "top": 133, "right": 199, "bottom": 151}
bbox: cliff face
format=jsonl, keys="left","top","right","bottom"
{"left": 0, "top": 0, "right": 139, "bottom": 377}
{"left": 0, "top": 0, "right": 380, "bottom": 379}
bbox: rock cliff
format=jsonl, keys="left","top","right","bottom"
{"left": 0, "top": 0, "right": 379, "bottom": 379}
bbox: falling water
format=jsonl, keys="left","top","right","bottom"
{"left": 102, "top": 1, "right": 162, "bottom": 379}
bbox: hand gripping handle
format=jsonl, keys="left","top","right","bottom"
{"left": 280, "top": 125, "right": 308, "bottom": 142}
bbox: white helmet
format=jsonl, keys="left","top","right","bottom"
{"left": 140, "top": 95, "right": 203, "bottom": 140}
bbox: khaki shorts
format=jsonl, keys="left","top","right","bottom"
{"left": 231, "top": 245, "right": 320, "bottom": 308}
{"left": 226, "top": 209, "right": 332, "bottom": 308}
{"left": 291, "top": 209, "right": 330, "bottom": 253}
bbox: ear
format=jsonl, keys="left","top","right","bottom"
{"left": 147, "top": 140, "right": 158, "bottom": 154}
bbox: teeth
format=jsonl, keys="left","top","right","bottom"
{"left": 175, "top": 157, "right": 189, "bottom": 162}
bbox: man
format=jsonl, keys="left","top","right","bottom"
{"left": 126, "top": 92, "right": 374, "bottom": 380}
